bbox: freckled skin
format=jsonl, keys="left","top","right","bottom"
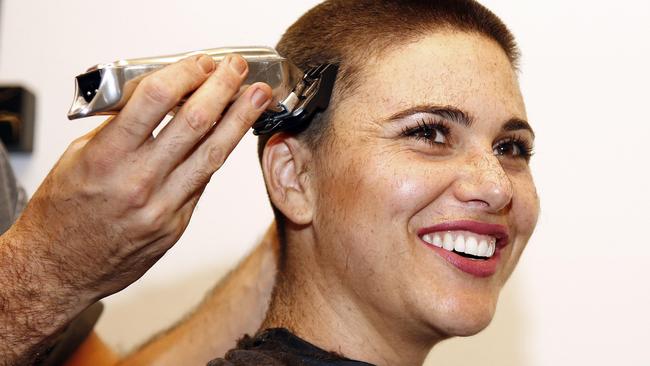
{"left": 265, "top": 31, "right": 540, "bottom": 366}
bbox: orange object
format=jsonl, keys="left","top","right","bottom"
{"left": 64, "top": 331, "right": 118, "bottom": 366}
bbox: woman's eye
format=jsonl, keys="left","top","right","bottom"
{"left": 402, "top": 122, "right": 449, "bottom": 145}
{"left": 494, "top": 141, "right": 520, "bottom": 156}
{"left": 493, "top": 139, "right": 533, "bottom": 161}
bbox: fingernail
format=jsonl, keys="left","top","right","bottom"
{"left": 197, "top": 55, "right": 215, "bottom": 73}
{"left": 228, "top": 54, "right": 248, "bottom": 75}
{"left": 251, "top": 88, "right": 270, "bottom": 109}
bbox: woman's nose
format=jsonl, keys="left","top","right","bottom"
{"left": 452, "top": 152, "right": 514, "bottom": 213}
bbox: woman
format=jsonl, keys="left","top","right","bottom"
{"left": 211, "top": 0, "right": 539, "bottom": 365}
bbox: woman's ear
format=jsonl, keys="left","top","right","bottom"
{"left": 262, "top": 134, "right": 314, "bottom": 225}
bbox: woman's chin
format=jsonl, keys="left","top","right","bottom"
{"left": 441, "top": 314, "right": 495, "bottom": 337}
{"left": 419, "top": 294, "right": 499, "bottom": 338}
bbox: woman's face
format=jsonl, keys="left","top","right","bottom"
{"left": 309, "top": 31, "right": 539, "bottom": 339}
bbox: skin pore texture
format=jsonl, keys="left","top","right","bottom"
{"left": 261, "top": 31, "right": 539, "bottom": 366}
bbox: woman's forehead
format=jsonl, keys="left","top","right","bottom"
{"left": 338, "top": 31, "right": 527, "bottom": 125}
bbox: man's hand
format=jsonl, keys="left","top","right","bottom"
{"left": 0, "top": 54, "right": 271, "bottom": 365}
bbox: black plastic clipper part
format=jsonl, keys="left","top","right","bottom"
{"left": 252, "top": 64, "right": 338, "bottom": 135}
{"left": 76, "top": 69, "right": 103, "bottom": 103}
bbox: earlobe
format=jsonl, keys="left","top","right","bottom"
{"left": 262, "top": 134, "right": 313, "bottom": 225}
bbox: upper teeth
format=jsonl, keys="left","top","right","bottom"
{"left": 422, "top": 231, "right": 496, "bottom": 258}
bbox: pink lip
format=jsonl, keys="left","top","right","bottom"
{"left": 417, "top": 220, "right": 510, "bottom": 278}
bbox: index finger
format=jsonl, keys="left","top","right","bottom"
{"left": 95, "top": 54, "right": 216, "bottom": 151}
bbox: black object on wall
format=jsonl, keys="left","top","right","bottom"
{"left": 0, "top": 86, "right": 35, "bottom": 152}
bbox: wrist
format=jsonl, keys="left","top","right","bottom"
{"left": 0, "top": 225, "right": 96, "bottom": 363}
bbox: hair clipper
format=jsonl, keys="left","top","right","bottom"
{"left": 67, "top": 46, "right": 338, "bottom": 135}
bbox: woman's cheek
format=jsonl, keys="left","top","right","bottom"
{"left": 383, "top": 161, "right": 457, "bottom": 217}
{"left": 510, "top": 172, "right": 540, "bottom": 237}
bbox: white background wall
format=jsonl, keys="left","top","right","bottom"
{"left": 1, "top": 1, "right": 649, "bottom": 365}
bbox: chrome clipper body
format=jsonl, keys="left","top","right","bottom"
{"left": 68, "top": 46, "right": 338, "bottom": 135}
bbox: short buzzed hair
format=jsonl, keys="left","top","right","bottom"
{"left": 259, "top": 0, "right": 519, "bottom": 155}
{"left": 259, "top": 0, "right": 520, "bottom": 252}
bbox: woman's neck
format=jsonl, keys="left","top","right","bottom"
{"left": 261, "top": 233, "right": 440, "bottom": 366}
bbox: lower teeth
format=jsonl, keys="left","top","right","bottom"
{"left": 453, "top": 250, "right": 486, "bottom": 260}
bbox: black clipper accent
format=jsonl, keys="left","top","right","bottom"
{"left": 252, "top": 64, "right": 338, "bottom": 136}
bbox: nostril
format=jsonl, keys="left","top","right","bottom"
{"left": 466, "top": 199, "right": 490, "bottom": 209}
{"left": 452, "top": 156, "right": 514, "bottom": 212}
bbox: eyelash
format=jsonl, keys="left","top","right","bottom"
{"left": 493, "top": 136, "right": 535, "bottom": 161}
{"left": 400, "top": 119, "right": 450, "bottom": 145}
{"left": 400, "top": 119, "right": 535, "bottom": 161}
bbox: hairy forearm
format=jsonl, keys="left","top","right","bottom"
{"left": 119, "top": 225, "right": 279, "bottom": 366}
{"left": 0, "top": 226, "right": 93, "bottom": 366}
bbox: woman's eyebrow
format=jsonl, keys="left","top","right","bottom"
{"left": 503, "top": 118, "right": 535, "bottom": 138}
{"left": 385, "top": 104, "right": 535, "bottom": 137}
{"left": 386, "top": 105, "right": 473, "bottom": 127}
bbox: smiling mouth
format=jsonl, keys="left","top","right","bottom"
{"left": 417, "top": 220, "right": 509, "bottom": 277}
{"left": 421, "top": 231, "right": 496, "bottom": 260}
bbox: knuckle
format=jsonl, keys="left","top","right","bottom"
{"left": 140, "top": 77, "right": 174, "bottom": 105}
{"left": 116, "top": 116, "right": 149, "bottom": 138}
{"left": 139, "top": 205, "right": 168, "bottom": 233}
{"left": 217, "top": 69, "right": 242, "bottom": 94}
{"left": 181, "top": 106, "right": 212, "bottom": 133}
{"left": 188, "top": 169, "right": 212, "bottom": 190}
{"left": 183, "top": 60, "right": 206, "bottom": 80}
{"left": 126, "top": 186, "right": 149, "bottom": 209}
{"left": 206, "top": 145, "right": 227, "bottom": 170}
{"left": 124, "top": 177, "right": 153, "bottom": 209}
